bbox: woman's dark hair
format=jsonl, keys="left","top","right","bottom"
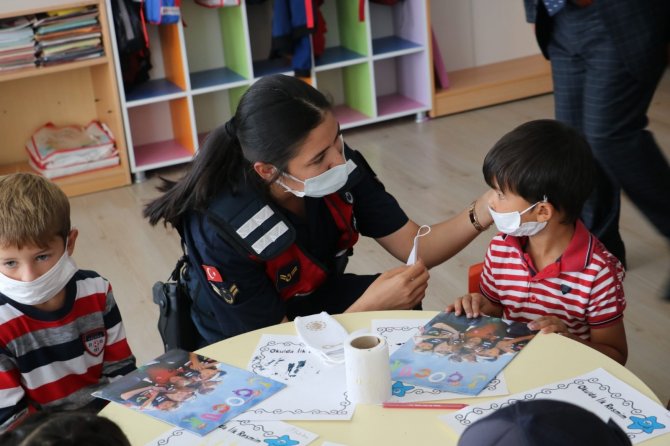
{"left": 482, "top": 119, "right": 595, "bottom": 224}
{"left": 144, "top": 74, "right": 332, "bottom": 229}
{"left": 0, "top": 411, "right": 131, "bottom": 446}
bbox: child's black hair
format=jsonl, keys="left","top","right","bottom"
{"left": 0, "top": 410, "right": 130, "bottom": 446}
{"left": 483, "top": 119, "right": 595, "bottom": 224}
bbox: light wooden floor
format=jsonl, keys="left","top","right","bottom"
{"left": 69, "top": 73, "right": 670, "bottom": 405}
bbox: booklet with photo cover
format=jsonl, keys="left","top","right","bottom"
{"left": 389, "top": 312, "right": 536, "bottom": 395}
{"left": 93, "top": 350, "right": 286, "bottom": 436}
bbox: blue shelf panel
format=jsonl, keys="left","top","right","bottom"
{"left": 190, "top": 67, "right": 247, "bottom": 90}
{"left": 253, "top": 58, "right": 292, "bottom": 78}
{"left": 315, "top": 46, "right": 366, "bottom": 67}
{"left": 125, "top": 78, "right": 183, "bottom": 102}
{"left": 372, "top": 36, "right": 422, "bottom": 56}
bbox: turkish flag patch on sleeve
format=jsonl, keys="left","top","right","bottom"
{"left": 202, "top": 265, "right": 223, "bottom": 282}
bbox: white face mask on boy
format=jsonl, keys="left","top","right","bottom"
{"left": 0, "top": 246, "right": 78, "bottom": 306}
{"left": 488, "top": 196, "right": 548, "bottom": 237}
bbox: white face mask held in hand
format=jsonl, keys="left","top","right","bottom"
{"left": 488, "top": 196, "right": 548, "bottom": 237}
{"left": 406, "top": 225, "right": 431, "bottom": 265}
{"left": 0, "top": 246, "right": 77, "bottom": 305}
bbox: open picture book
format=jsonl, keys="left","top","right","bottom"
{"left": 93, "top": 349, "right": 286, "bottom": 435}
{"left": 389, "top": 312, "right": 535, "bottom": 395}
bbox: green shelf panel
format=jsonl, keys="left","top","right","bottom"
{"left": 343, "top": 63, "right": 373, "bottom": 117}
{"left": 337, "top": 0, "right": 369, "bottom": 56}
{"left": 228, "top": 85, "right": 249, "bottom": 113}
{"left": 220, "top": 6, "right": 250, "bottom": 79}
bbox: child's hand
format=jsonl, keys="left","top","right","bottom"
{"left": 445, "top": 293, "right": 488, "bottom": 318}
{"left": 528, "top": 316, "right": 569, "bottom": 334}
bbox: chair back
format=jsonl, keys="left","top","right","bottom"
{"left": 468, "top": 262, "right": 485, "bottom": 293}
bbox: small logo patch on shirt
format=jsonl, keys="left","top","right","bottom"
{"left": 210, "top": 282, "right": 239, "bottom": 304}
{"left": 276, "top": 261, "right": 300, "bottom": 291}
{"left": 82, "top": 329, "right": 106, "bottom": 356}
{"left": 560, "top": 284, "right": 572, "bottom": 294}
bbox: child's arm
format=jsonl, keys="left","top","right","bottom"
{"left": 0, "top": 354, "right": 29, "bottom": 433}
{"left": 446, "top": 293, "right": 503, "bottom": 318}
{"left": 528, "top": 317, "right": 628, "bottom": 365}
{"left": 101, "top": 283, "right": 136, "bottom": 377}
{"left": 446, "top": 242, "right": 503, "bottom": 318}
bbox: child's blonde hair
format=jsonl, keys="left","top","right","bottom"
{"left": 0, "top": 173, "right": 70, "bottom": 249}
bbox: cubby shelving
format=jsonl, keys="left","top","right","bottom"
{"left": 110, "top": 0, "right": 432, "bottom": 180}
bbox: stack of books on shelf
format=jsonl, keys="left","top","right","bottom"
{"left": 34, "top": 6, "right": 103, "bottom": 66}
{"left": 0, "top": 16, "right": 36, "bottom": 71}
{"left": 26, "top": 121, "right": 120, "bottom": 179}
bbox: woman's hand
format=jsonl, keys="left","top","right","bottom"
{"left": 348, "top": 260, "right": 429, "bottom": 312}
{"left": 445, "top": 292, "right": 502, "bottom": 318}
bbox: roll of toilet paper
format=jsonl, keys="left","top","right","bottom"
{"left": 344, "top": 333, "right": 391, "bottom": 405}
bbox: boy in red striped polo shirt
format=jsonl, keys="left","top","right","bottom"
{"left": 0, "top": 173, "right": 136, "bottom": 432}
{"left": 447, "top": 120, "right": 627, "bottom": 364}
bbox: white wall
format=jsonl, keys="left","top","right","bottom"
{"left": 431, "top": 0, "right": 540, "bottom": 71}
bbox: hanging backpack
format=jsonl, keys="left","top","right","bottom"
{"left": 111, "top": 0, "right": 152, "bottom": 93}
{"left": 143, "top": 0, "right": 181, "bottom": 25}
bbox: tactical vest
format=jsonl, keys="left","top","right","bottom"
{"left": 206, "top": 187, "right": 360, "bottom": 301}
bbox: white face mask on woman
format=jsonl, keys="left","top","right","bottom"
{"left": 488, "top": 197, "right": 548, "bottom": 237}
{"left": 277, "top": 160, "right": 355, "bottom": 198}
{"left": 0, "top": 246, "right": 78, "bottom": 305}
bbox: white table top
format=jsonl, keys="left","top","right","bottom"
{"left": 100, "top": 310, "right": 663, "bottom": 446}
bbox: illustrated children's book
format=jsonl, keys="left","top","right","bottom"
{"left": 93, "top": 349, "right": 286, "bottom": 435}
{"left": 389, "top": 312, "right": 535, "bottom": 395}
{"left": 372, "top": 319, "right": 510, "bottom": 402}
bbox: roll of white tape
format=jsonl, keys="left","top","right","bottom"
{"left": 344, "top": 333, "right": 391, "bottom": 405}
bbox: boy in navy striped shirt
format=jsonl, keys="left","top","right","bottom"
{"left": 0, "top": 173, "right": 136, "bottom": 432}
{"left": 447, "top": 120, "right": 627, "bottom": 364}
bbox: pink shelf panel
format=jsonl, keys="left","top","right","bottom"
{"left": 376, "top": 94, "right": 425, "bottom": 116}
{"left": 333, "top": 104, "right": 370, "bottom": 125}
{"left": 134, "top": 139, "right": 193, "bottom": 168}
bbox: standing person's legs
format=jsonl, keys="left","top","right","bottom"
{"left": 577, "top": 11, "right": 670, "bottom": 255}
{"left": 548, "top": 5, "right": 627, "bottom": 265}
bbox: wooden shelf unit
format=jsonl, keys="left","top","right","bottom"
{"left": 429, "top": 54, "right": 553, "bottom": 118}
{"left": 0, "top": 0, "right": 131, "bottom": 196}
{"left": 111, "top": 0, "right": 433, "bottom": 180}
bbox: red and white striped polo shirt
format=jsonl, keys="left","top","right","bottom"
{"left": 479, "top": 220, "right": 626, "bottom": 340}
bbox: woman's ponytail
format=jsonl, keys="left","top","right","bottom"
{"left": 143, "top": 120, "right": 247, "bottom": 229}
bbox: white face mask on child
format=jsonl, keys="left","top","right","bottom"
{"left": 0, "top": 247, "right": 77, "bottom": 305}
{"left": 488, "top": 197, "right": 548, "bottom": 237}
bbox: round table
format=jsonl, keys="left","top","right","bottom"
{"left": 100, "top": 311, "right": 663, "bottom": 445}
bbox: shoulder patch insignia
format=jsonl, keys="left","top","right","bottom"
{"left": 82, "top": 329, "right": 106, "bottom": 356}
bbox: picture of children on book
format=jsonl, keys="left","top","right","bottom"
{"left": 93, "top": 349, "right": 286, "bottom": 435}
{"left": 104, "top": 351, "right": 225, "bottom": 412}
{"left": 390, "top": 312, "right": 536, "bottom": 395}
{"left": 412, "top": 316, "right": 535, "bottom": 363}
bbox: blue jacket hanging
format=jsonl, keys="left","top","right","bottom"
{"left": 270, "top": 0, "right": 316, "bottom": 77}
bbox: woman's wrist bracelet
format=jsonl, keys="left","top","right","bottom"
{"left": 468, "top": 200, "right": 486, "bottom": 232}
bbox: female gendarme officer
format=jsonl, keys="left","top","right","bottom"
{"left": 145, "top": 74, "right": 493, "bottom": 346}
